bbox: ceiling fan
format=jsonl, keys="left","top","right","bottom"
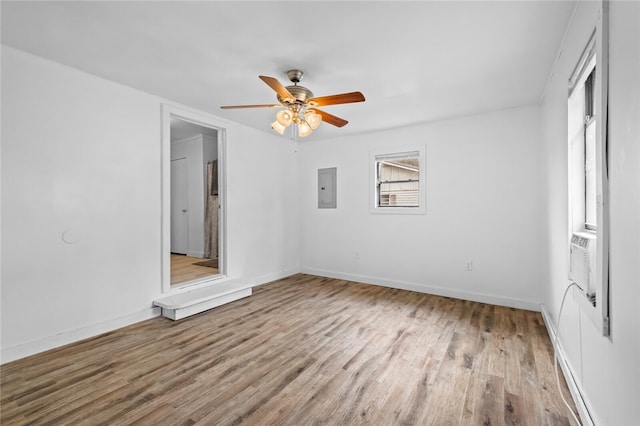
{"left": 220, "top": 69, "right": 365, "bottom": 137}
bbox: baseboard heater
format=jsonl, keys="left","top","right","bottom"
{"left": 154, "top": 284, "right": 252, "bottom": 320}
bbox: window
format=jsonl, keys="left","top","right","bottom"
{"left": 568, "top": 40, "right": 597, "bottom": 233}
{"left": 371, "top": 147, "right": 425, "bottom": 214}
{"left": 584, "top": 69, "right": 597, "bottom": 230}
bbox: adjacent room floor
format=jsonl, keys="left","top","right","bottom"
{"left": 170, "top": 253, "right": 219, "bottom": 285}
{"left": 0, "top": 274, "right": 577, "bottom": 425}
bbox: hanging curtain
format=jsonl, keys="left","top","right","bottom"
{"left": 204, "top": 160, "right": 219, "bottom": 260}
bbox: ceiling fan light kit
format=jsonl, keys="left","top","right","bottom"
{"left": 221, "top": 69, "right": 365, "bottom": 138}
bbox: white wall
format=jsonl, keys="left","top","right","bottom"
{"left": 203, "top": 134, "right": 217, "bottom": 167}
{"left": 540, "top": 1, "right": 640, "bottom": 425}
{"left": 1, "top": 46, "right": 300, "bottom": 362}
{"left": 298, "top": 105, "right": 544, "bottom": 309}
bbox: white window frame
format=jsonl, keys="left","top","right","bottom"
{"left": 370, "top": 145, "right": 426, "bottom": 215}
{"left": 566, "top": 12, "right": 610, "bottom": 337}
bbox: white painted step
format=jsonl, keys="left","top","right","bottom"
{"left": 154, "top": 281, "right": 252, "bottom": 320}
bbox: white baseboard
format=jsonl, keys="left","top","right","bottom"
{"left": 187, "top": 251, "right": 205, "bottom": 258}
{"left": 540, "top": 305, "right": 595, "bottom": 426}
{"left": 254, "top": 266, "right": 301, "bottom": 287}
{"left": 1, "top": 267, "right": 302, "bottom": 365}
{"left": 300, "top": 267, "right": 541, "bottom": 311}
{"left": 0, "top": 268, "right": 539, "bottom": 365}
{"left": 1, "top": 307, "right": 161, "bottom": 365}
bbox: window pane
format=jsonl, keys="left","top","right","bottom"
{"left": 584, "top": 68, "right": 595, "bottom": 120}
{"left": 585, "top": 120, "right": 597, "bottom": 228}
{"left": 376, "top": 153, "right": 420, "bottom": 207}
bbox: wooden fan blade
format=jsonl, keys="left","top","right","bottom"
{"left": 259, "top": 76, "right": 295, "bottom": 102}
{"left": 309, "top": 91, "right": 365, "bottom": 107}
{"left": 220, "top": 104, "right": 281, "bottom": 109}
{"left": 310, "top": 108, "right": 348, "bottom": 128}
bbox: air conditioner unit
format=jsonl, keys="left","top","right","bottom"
{"left": 569, "top": 232, "right": 597, "bottom": 300}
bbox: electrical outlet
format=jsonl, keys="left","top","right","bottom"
{"left": 465, "top": 261, "right": 473, "bottom": 271}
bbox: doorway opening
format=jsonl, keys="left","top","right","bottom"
{"left": 161, "top": 105, "right": 226, "bottom": 293}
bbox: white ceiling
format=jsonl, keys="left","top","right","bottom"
{"left": 1, "top": 1, "right": 576, "bottom": 141}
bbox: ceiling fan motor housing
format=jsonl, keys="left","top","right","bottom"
{"left": 276, "top": 69, "right": 314, "bottom": 105}
{"left": 280, "top": 85, "right": 314, "bottom": 104}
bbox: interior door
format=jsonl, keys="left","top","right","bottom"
{"left": 171, "top": 157, "right": 189, "bottom": 254}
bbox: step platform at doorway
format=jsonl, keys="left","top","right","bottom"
{"left": 153, "top": 281, "right": 252, "bottom": 320}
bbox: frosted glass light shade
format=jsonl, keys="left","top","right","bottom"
{"left": 276, "top": 109, "right": 293, "bottom": 126}
{"left": 306, "top": 110, "right": 322, "bottom": 129}
{"left": 298, "top": 121, "right": 312, "bottom": 137}
{"left": 271, "top": 120, "right": 286, "bottom": 135}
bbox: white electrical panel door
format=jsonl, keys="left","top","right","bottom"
{"left": 318, "top": 167, "right": 337, "bottom": 209}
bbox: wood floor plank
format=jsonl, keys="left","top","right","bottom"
{"left": 0, "top": 274, "right": 579, "bottom": 425}
{"left": 504, "top": 391, "right": 524, "bottom": 426}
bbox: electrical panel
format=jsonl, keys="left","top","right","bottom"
{"left": 318, "top": 167, "right": 337, "bottom": 209}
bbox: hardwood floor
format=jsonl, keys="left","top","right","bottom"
{"left": 0, "top": 274, "right": 578, "bottom": 425}
{"left": 171, "top": 254, "right": 219, "bottom": 285}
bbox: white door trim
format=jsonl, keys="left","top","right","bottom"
{"left": 161, "top": 103, "right": 228, "bottom": 294}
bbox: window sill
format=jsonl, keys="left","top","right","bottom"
{"left": 370, "top": 206, "right": 426, "bottom": 215}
